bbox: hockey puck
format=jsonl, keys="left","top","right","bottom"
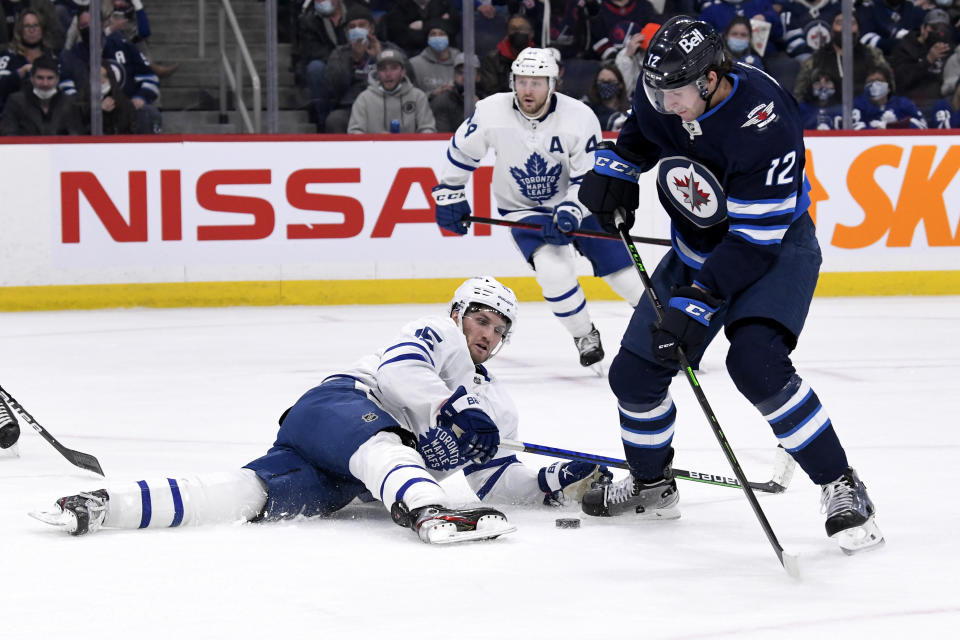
{"left": 555, "top": 518, "right": 580, "bottom": 529}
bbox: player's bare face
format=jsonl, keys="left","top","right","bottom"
{"left": 460, "top": 309, "right": 508, "bottom": 363}
{"left": 514, "top": 75, "right": 550, "bottom": 116}
{"left": 661, "top": 84, "right": 706, "bottom": 121}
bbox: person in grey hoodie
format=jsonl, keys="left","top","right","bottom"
{"left": 409, "top": 18, "right": 459, "bottom": 99}
{"left": 348, "top": 47, "right": 436, "bottom": 134}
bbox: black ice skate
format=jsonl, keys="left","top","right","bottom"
{"left": 574, "top": 324, "right": 604, "bottom": 372}
{"left": 29, "top": 489, "right": 110, "bottom": 536}
{"left": 581, "top": 471, "right": 680, "bottom": 519}
{"left": 820, "top": 467, "right": 884, "bottom": 554}
{"left": 391, "top": 501, "right": 516, "bottom": 544}
{"left": 0, "top": 396, "right": 20, "bottom": 458}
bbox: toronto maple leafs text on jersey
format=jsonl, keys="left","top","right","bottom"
{"left": 335, "top": 314, "right": 545, "bottom": 503}
{"left": 440, "top": 92, "right": 603, "bottom": 220}
{"left": 617, "top": 63, "right": 811, "bottom": 300}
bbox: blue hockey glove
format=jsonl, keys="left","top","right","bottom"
{"left": 539, "top": 461, "right": 612, "bottom": 506}
{"left": 541, "top": 202, "right": 582, "bottom": 245}
{"left": 437, "top": 385, "right": 500, "bottom": 464}
{"left": 578, "top": 141, "right": 642, "bottom": 234}
{"left": 651, "top": 285, "right": 723, "bottom": 367}
{"left": 432, "top": 184, "right": 472, "bottom": 235}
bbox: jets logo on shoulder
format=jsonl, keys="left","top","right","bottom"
{"left": 742, "top": 102, "right": 777, "bottom": 129}
{"left": 657, "top": 157, "right": 727, "bottom": 229}
{"left": 361, "top": 412, "right": 379, "bottom": 423}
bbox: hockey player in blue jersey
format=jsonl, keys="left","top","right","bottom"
{"left": 575, "top": 16, "right": 884, "bottom": 554}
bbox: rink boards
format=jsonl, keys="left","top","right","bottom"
{"left": 1, "top": 131, "right": 959, "bottom": 310}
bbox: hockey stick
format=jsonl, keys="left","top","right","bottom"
{"left": 500, "top": 438, "right": 795, "bottom": 494}
{"left": 464, "top": 215, "right": 672, "bottom": 247}
{"left": 0, "top": 385, "right": 105, "bottom": 476}
{"left": 613, "top": 209, "right": 799, "bottom": 578}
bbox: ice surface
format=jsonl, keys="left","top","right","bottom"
{"left": 1, "top": 297, "right": 958, "bottom": 639}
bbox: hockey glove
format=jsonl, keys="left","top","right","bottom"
{"left": 539, "top": 461, "right": 612, "bottom": 506}
{"left": 577, "top": 141, "right": 642, "bottom": 234}
{"left": 438, "top": 385, "right": 500, "bottom": 464}
{"left": 541, "top": 202, "right": 582, "bottom": 245}
{"left": 651, "top": 286, "right": 723, "bottom": 367}
{"left": 432, "top": 184, "right": 472, "bottom": 235}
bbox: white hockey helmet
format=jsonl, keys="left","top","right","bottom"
{"left": 509, "top": 47, "right": 560, "bottom": 93}
{"left": 450, "top": 276, "right": 519, "bottom": 354}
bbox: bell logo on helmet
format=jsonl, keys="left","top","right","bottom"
{"left": 678, "top": 29, "right": 705, "bottom": 54}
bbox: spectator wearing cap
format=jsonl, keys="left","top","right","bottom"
{"left": 430, "top": 50, "right": 477, "bottom": 132}
{"left": 409, "top": 18, "right": 460, "bottom": 98}
{"left": 324, "top": 3, "right": 406, "bottom": 133}
{"left": 479, "top": 13, "right": 533, "bottom": 98}
{"left": 0, "top": 53, "right": 84, "bottom": 135}
{"left": 347, "top": 47, "right": 436, "bottom": 134}
{"left": 297, "top": 0, "right": 347, "bottom": 132}
{"left": 888, "top": 8, "right": 955, "bottom": 105}
{"left": 382, "top": 0, "right": 459, "bottom": 59}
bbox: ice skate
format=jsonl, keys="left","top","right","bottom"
{"left": 391, "top": 502, "right": 516, "bottom": 544}
{"left": 820, "top": 468, "right": 884, "bottom": 555}
{"left": 29, "top": 490, "right": 109, "bottom": 536}
{"left": 574, "top": 324, "right": 604, "bottom": 375}
{"left": 581, "top": 471, "right": 680, "bottom": 519}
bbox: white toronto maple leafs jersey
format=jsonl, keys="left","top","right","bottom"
{"left": 440, "top": 92, "right": 603, "bottom": 219}
{"left": 336, "top": 314, "right": 545, "bottom": 504}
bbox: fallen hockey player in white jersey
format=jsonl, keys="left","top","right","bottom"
{"left": 30, "top": 277, "right": 608, "bottom": 544}
{"left": 433, "top": 48, "right": 644, "bottom": 372}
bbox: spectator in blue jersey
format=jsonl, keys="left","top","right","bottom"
{"left": 297, "top": 0, "right": 347, "bottom": 132}
{"left": 925, "top": 77, "right": 960, "bottom": 128}
{"left": 589, "top": 0, "right": 658, "bottom": 60}
{"left": 776, "top": 0, "right": 842, "bottom": 63}
{"left": 583, "top": 61, "right": 630, "bottom": 130}
{"left": 723, "top": 15, "right": 763, "bottom": 69}
{"left": 0, "top": 53, "right": 84, "bottom": 135}
{"left": 888, "top": 8, "right": 954, "bottom": 107}
{"left": 796, "top": 66, "right": 854, "bottom": 130}
{"left": 0, "top": 9, "right": 57, "bottom": 112}
{"left": 854, "top": 64, "right": 927, "bottom": 129}
{"left": 857, "top": 0, "right": 926, "bottom": 55}
{"left": 698, "top": 0, "right": 782, "bottom": 47}
{"left": 0, "top": 0, "right": 63, "bottom": 50}
{"left": 58, "top": 7, "right": 161, "bottom": 132}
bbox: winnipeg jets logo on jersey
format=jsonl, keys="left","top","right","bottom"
{"left": 509, "top": 152, "right": 562, "bottom": 204}
{"left": 657, "top": 157, "right": 726, "bottom": 228}
{"left": 804, "top": 19, "right": 832, "bottom": 52}
{"left": 742, "top": 102, "right": 777, "bottom": 129}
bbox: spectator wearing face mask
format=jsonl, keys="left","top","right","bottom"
{"left": 0, "top": 53, "right": 83, "bottom": 135}
{"left": 479, "top": 13, "right": 534, "bottom": 98}
{"left": 430, "top": 51, "right": 477, "bottom": 132}
{"left": 383, "top": 0, "right": 459, "bottom": 60}
{"left": 796, "top": 66, "right": 852, "bottom": 130}
{"left": 698, "top": 0, "right": 782, "bottom": 48}
{"left": 723, "top": 15, "right": 764, "bottom": 69}
{"left": 582, "top": 61, "right": 629, "bottom": 131}
{"left": 888, "top": 8, "right": 955, "bottom": 106}
{"left": 324, "top": 4, "right": 406, "bottom": 133}
{"left": 0, "top": 9, "right": 56, "bottom": 112}
{"left": 409, "top": 18, "right": 460, "bottom": 98}
{"left": 297, "top": 0, "right": 347, "bottom": 132}
{"left": 854, "top": 65, "right": 927, "bottom": 129}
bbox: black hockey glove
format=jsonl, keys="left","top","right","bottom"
{"left": 437, "top": 385, "right": 500, "bottom": 464}
{"left": 651, "top": 286, "right": 723, "bottom": 368}
{"left": 577, "top": 141, "right": 642, "bottom": 234}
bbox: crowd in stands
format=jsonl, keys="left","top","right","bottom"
{"left": 294, "top": 0, "right": 960, "bottom": 134}
{"left": 5, "top": 0, "right": 960, "bottom": 136}
{"left": 0, "top": 0, "right": 172, "bottom": 136}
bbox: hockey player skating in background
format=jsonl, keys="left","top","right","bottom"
{"left": 433, "top": 47, "right": 645, "bottom": 372}
{"left": 575, "top": 16, "right": 884, "bottom": 554}
{"left": 31, "top": 277, "right": 607, "bottom": 544}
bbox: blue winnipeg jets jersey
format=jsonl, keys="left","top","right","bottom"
{"left": 617, "top": 62, "right": 811, "bottom": 300}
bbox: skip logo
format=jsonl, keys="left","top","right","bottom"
{"left": 679, "top": 29, "right": 705, "bottom": 53}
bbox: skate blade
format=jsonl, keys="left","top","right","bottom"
{"left": 834, "top": 517, "right": 885, "bottom": 555}
{"left": 0, "top": 442, "right": 19, "bottom": 459}
{"left": 28, "top": 507, "right": 77, "bottom": 532}
{"left": 421, "top": 515, "right": 517, "bottom": 544}
{"left": 588, "top": 363, "right": 604, "bottom": 377}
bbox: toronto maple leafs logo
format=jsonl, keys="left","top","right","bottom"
{"left": 510, "top": 152, "right": 562, "bottom": 203}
